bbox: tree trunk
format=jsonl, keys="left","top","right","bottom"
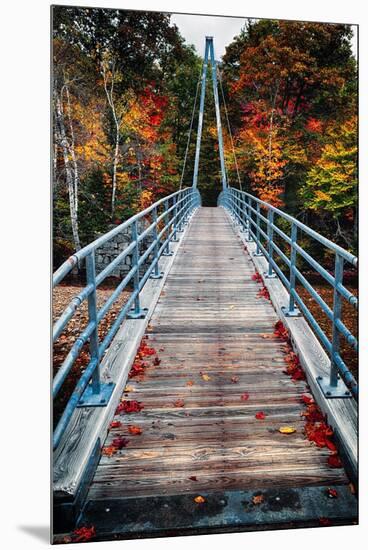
{"left": 55, "top": 94, "right": 81, "bottom": 251}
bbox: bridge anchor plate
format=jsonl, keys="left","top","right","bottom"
{"left": 127, "top": 307, "right": 148, "bottom": 319}
{"left": 77, "top": 381, "right": 115, "bottom": 407}
{"left": 316, "top": 375, "right": 352, "bottom": 398}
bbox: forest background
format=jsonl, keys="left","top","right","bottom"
{"left": 53, "top": 7, "right": 357, "bottom": 268}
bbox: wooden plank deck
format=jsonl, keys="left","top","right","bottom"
{"left": 79, "top": 207, "right": 355, "bottom": 536}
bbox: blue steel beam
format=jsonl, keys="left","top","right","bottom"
{"left": 192, "top": 37, "right": 227, "bottom": 191}
{"left": 208, "top": 38, "right": 227, "bottom": 191}
{"left": 192, "top": 38, "right": 210, "bottom": 189}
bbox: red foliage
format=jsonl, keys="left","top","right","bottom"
{"left": 72, "top": 526, "right": 96, "bottom": 542}
{"left": 274, "top": 320, "right": 289, "bottom": 342}
{"left": 252, "top": 272, "right": 263, "bottom": 283}
{"left": 283, "top": 349, "right": 306, "bottom": 381}
{"left": 306, "top": 117, "right": 323, "bottom": 133}
{"left": 328, "top": 454, "right": 343, "bottom": 468}
{"left": 255, "top": 411, "right": 266, "bottom": 420}
{"left": 128, "top": 425, "right": 143, "bottom": 435}
{"left": 109, "top": 420, "right": 122, "bottom": 429}
{"left": 257, "top": 286, "right": 270, "bottom": 301}
{"left": 128, "top": 361, "right": 147, "bottom": 379}
{"left": 112, "top": 436, "right": 129, "bottom": 449}
{"left": 117, "top": 400, "right": 144, "bottom": 414}
{"left": 301, "top": 394, "right": 314, "bottom": 405}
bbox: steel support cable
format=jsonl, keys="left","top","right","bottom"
{"left": 179, "top": 64, "right": 203, "bottom": 190}
{"left": 217, "top": 67, "right": 243, "bottom": 191}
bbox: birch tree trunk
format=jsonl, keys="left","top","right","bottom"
{"left": 64, "top": 84, "right": 80, "bottom": 214}
{"left": 101, "top": 61, "right": 121, "bottom": 218}
{"left": 55, "top": 92, "right": 81, "bottom": 251}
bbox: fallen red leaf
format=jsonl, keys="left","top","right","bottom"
{"left": 174, "top": 399, "right": 185, "bottom": 408}
{"left": 274, "top": 320, "right": 289, "bottom": 342}
{"left": 73, "top": 526, "right": 96, "bottom": 542}
{"left": 327, "top": 488, "right": 338, "bottom": 498}
{"left": 241, "top": 392, "right": 250, "bottom": 401}
{"left": 189, "top": 476, "right": 198, "bottom": 481}
{"left": 257, "top": 286, "right": 270, "bottom": 301}
{"left": 301, "top": 394, "right": 314, "bottom": 405}
{"left": 255, "top": 411, "right": 266, "bottom": 420}
{"left": 231, "top": 376, "right": 239, "bottom": 384}
{"left": 118, "top": 400, "right": 144, "bottom": 414}
{"left": 109, "top": 420, "right": 122, "bottom": 429}
{"left": 327, "top": 454, "right": 342, "bottom": 468}
{"left": 252, "top": 272, "right": 263, "bottom": 283}
{"left": 153, "top": 356, "right": 161, "bottom": 366}
{"left": 112, "top": 436, "right": 129, "bottom": 449}
{"left": 128, "top": 425, "right": 142, "bottom": 435}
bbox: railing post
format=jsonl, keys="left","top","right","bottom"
{"left": 240, "top": 193, "right": 246, "bottom": 232}
{"left": 282, "top": 222, "right": 301, "bottom": 317}
{"left": 253, "top": 202, "right": 263, "bottom": 257}
{"left": 316, "top": 253, "right": 352, "bottom": 398}
{"left": 330, "top": 253, "right": 343, "bottom": 387}
{"left": 127, "top": 220, "right": 147, "bottom": 319}
{"left": 265, "top": 209, "right": 277, "bottom": 278}
{"left": 246, "top": 196, "right": 253, "bottom": 242}
{"left": 150, "top": 205, "right": 164, "bottom": 279}
{"left": 162, "top": 198, "right": 174, "bottom": 256}
{"left": 77, "top": 251, "right": 114, "bottom": 407}
{"left": 172, "top": 195, "right": 178, "bottom": 242}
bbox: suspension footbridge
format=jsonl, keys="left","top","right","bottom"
{"left": 52, "top": 37, "right": 358, "bottom": 541}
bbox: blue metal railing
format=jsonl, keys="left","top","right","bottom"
{"left": 53, "top": 187, "right": 201, "bottom": 448}
{"left": 219, "top": 187, "right": 358, "bottom": 400}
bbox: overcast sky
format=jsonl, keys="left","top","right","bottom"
{"left": 171, "top": 13, "right": 358, "bottom": 60}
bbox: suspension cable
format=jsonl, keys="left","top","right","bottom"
{"left": 179, "top": 63, "right": 203, "bottom": 190}
{"left": 217, "top": 67, "right": 243, "bottom": 191}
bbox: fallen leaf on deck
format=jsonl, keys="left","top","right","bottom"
{"left": 241, "top": 392, "right": 250, "bottom": 401}
{"left": 118, "top": 400, "right": 144, "bottom": 414}
{"left": 153, "top": 356, "right": 161, "bottom": 366}
{"left": 73, "top": 526, "right": 96, "bottom": 542}
{"left": 186, "top": 380, "right": 194, "bottom": 386}
{"left": 112, "top": 436, "right": 129, "bottom": 449}
{"left": 301, "top": 394, "right": 314, "bottom": 405}
{"left": 189, "top": 476, "right": 198, "bottom": 481}
{"left": 229, "top": 305, "right": 235, "bottom": 310}
{"left": 231, "top": 376, "right": 239, "bottom": 384}
{"left": 194, "top": 495, "right": 205, "bottom": 504}
{"left": 102, "top": 446, "right": 116, "bottom": 457}
{"left": 255, "top": 411, "right": 266, "bottom": 420}
{"left": 201, "top": 373, "right": 211, "bottom": 381}
{"left": 327, "top": 488, "right": 338, "bottom": 498}
{"left": 278, "top": 426, "right": 296, "bottom": 434}
{"left": 109, "top": 421, "right": 122, "bottom": 429}
{"left": 124, "top": 385, "right": 134, "bottom": 392}
{"left": 327, "top": 454, "right": 342, "bottom": 468}
{"left": 174, "top": 399, "right": 185, "bottom": 408}
{"left": 252, "top": 494, "right": 264, "bottom": 505}
{"left": 128, "top": 425, "right": 143, "bottom": 435}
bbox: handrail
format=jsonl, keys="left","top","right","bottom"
{"left": 218, "top": 187, "right": 358, "bottom": 400}
{"left": 53, "top": 187, "right": 201, "bottom": 449}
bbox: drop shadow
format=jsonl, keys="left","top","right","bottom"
{"left": 18, "top": 525, "right": 50, "bottom": 544}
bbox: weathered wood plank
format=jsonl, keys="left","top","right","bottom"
{"left": 87, "top": 207, "right": 352, "bottom": 507}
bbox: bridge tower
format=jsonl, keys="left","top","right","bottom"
{"left": 192, "top": 36, "right": 227, "bottom": 191}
